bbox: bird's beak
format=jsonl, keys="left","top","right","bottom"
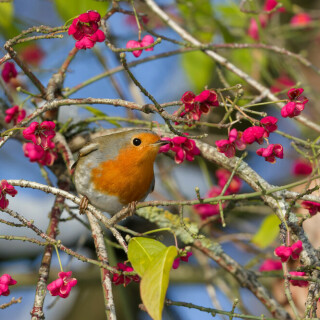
{"left": 152, "top": 140, "right": 170, "bottom": 147}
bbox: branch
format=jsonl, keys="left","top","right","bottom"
{"left": 31, "top": 179, "right": 68, "bottom": 320}
{"left": 0, "top": 207, "right": 117, "bottom": 272}
{"left": 136, "top": 207, "right": 290, "bottom": 319}
{"left": 6, "top": 179, "right": 128, "bottom": 253}
{"left": 0, "top": 297, "right": 22, "bottom": 310}
{"left": 144, "top": 0, "right": 320, "bottom": 133}
{"left": 87, "top": 213, "right": 117, "bottom": 320}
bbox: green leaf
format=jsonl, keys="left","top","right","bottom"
{"left": 0, "top": 2, "right": 19, "bottom": 39}
{"left": 277, "top": 0, "right": 292, "bottom": 11}
{"left": 140, "top": 246, "right": 178, "bottom": 320}
{"left": 0, "top": 2, "right": 13, "bottom": 30}
{"left": 216, "top": 3, "right": 247, "bottom": 29}
{"left": 213, "top": 17, "right": 235, "bottom": 43}
{"left": 128, "top": 237, "right": 167, "bottom": 277}
{"left": 177, "top": 0, "right": 214, "bottom": 42}
{"left": 84, "top": 106, "right": 107, "bottom": 117}
{"left": 54, "top": 0, "right": 109, "bottom": 22}
{"left": 181, "top": 51, "right": 215, "bottom": 92}
{"left": 83, "top": 106, "right": 121, "bottom": 127}
{"left": 252, "top": 214, "right": 281, "bottom": 249}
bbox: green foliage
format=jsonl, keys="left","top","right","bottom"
{"left": 54, "top": 0, "right": 109, "bottom": 22}
{"left": 140, "top": 246, "right": 177, "bottom": 320}
{"left": 177, "top": 0, "right": 214, "bottom": 42}
{"left": 181, "top": 51, "right": 215, "bottom": 92}
{"left": 84, "top": 106, "right": 107, "bottom": 117}
{"left": 216, "top": 2, "right": 247, "bottom": 29}
{"left": 277, "top": 0, "right": 292, "bottom": 11}
{"left": 83, "top": 106, "right": 121, "bottom": 127}
{"left": 0, "top": 2, "right": 19, "bottom": 38}
{"left": 128, "top": 237, "right": 178, "bottom": 320}
{"left": 128, "top": 237, "right": 167, "bottom": 276}
{"left": 252, "top": 214, "right": 281, "bottom": 249}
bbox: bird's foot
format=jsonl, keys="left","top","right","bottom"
{"left": 109, "top": 201, "right": 137, "bottom": 225}
{"left": 79, "top": 195, "right": 89, "bottom": 214}
{"left": 127, "top": 201, "right": 137, "bottom": 217}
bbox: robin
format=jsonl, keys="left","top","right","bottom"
{"left": 72, "top": 128, "right": 167, "bottom": 215}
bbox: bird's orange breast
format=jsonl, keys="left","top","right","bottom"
{"left": 90, "top": 142, "right": 157, "bottom": 205}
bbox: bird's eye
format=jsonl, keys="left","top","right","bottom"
{"left": 133, "top": 138, "right": 142, "bottom": 146}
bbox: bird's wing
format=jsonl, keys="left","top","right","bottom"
{"left": 71, "top": 142, "right": 99, "bottom": 170}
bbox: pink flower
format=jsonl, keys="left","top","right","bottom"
{"left": 289, "top": 271, "right": 309, "bottom": 287}
{"left": 5, "top": 105, "right": 26, "bottom": 125}
{"left": 281, "top": 88, "right": 308, "bottom": 118}
{"left": 194, "top": 90, "right": 219, "bottom": 111}
{"left": 274, "top": 241, "right": 303, "bottom": 262}
{"left": 0, "top": 274, "right": 17, "bottom": 296}
{"left": 256, "top": 144, "right": 283, "bottom": 163}
{"left": 1, "top": 62, "right": 18, "bottom": 83}
{"left": 22, "top": 121, "right": 56, "bottom": 150}
{"left": 216, "top": 129, "right": 246, "bottom": 158}
{"left": 248, "top": 14, "right": 268, "bottom": 41}
{"left": 259, "top": 259, "right": 282, "bottom": 272}
{"left": 274, "top": 245, "right": 292, "bottom": 262}
{"left": 159, "top": 135, "right": 200, "bottom": 164}
{"left": 140, "top": 35, "right": 155, "bottom": 51}
{"left": 75, "top": 30, "right": 105, "bottom": 50}
{"left": 111, "top": 263, "right": 140, "bottom": 287}
{"left": 242, "top": 126, "right": 267, "bottom": 145}
{"left": 270, "top": 74, "right": 295, "bottom": 93}
{"left": 260, "top": 116, "right": 278, "bottom": 134}
{"left": 215, "top": 168, "right": 242, "bottom": 194}
{"left": 68, "top": 10, "right": 105, "bottom": 50}
{"left": 193, "top": 186, "right": 224, "bottom": 219}
{"left": 263, "top": 0, "right": 285, "bottom": 13}
{"left": 292, "top": 159, "right": 312, "bottom": 176}
{"left": 126, "top": 35, "right": 155, "bottom": 58}
{"left": 47, "top": 271, "right": 77, "bottom": 298}
{"left": 0, "top": 180, "right": 17, "bottom": 209}
{"left": 242, "top": 118, "right": 277, "bottom": 146}
{"left": 290, "top": 13, "right": 312, "bottom": 27}
{"left": 291, "top": 240, "right": 303, "bottom": 260}
{"left": 177, "top": 90, "right": 219, "bottom": 124}
{"left": 20, "top": 44, "right": 45, "bottom": 67}
{"left": 173, "top": 250, "right": 192, "bottom": 269}
{"left": 248, "top": 18, "right": 260, "bottom": 41}
{"left": 301, "top": 201, "right": 320, "bottom": 216}
{"left": 23, "top": 143, "right": 57, "bottom": 166}
{"left": 126, "top": 40, "right": 143, "bottom": 57}
{"left": 181, "top": 91, "right": 196, "bottom": 112}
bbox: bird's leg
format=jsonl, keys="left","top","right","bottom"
{"left": 79, "top": 195, "right": 89, "bottom": 215}
{"left": 127, "top": 201, "right": 137, "bottom": 216}
{"left": 108, "top": 201, "right": 137, "bottom": 225}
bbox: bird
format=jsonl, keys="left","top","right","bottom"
{"left": 72, "top": 127, "right": 167, "bottom": 215}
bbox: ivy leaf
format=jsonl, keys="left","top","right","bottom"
{"left": 128, "top": 237, "right": 167, "bottom": 277}
{"left": 252, "top": 214, "right": 281, "bottom": 249}
{"left": 140, "top": 246, "right": 178, "bottom": 320}
{"left": 54, "top": 0, "right": 109, "bottom": 22}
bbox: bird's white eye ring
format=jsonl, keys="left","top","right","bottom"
{"left": 133, "top": 138, "right": 142, "bottom": 146}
